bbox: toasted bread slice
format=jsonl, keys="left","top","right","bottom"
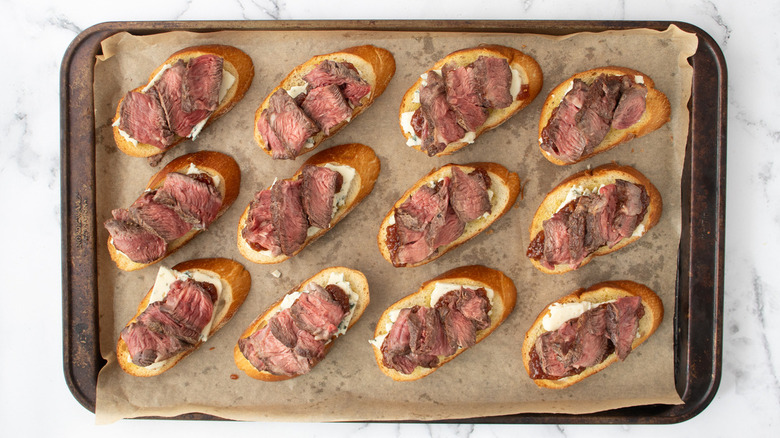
{"left": 113, "top": 45, "right": 254, "bottom": 158}
{"left": 377, "top": 162, "right": 520, "bottom": 267}
{"left": 236, "top": 143, "right": 380, "bottom": 264}
{"left": 234, "top": 266, "right": 370, "bottom": 381}
{"left": 538, "top": 66, "right": 670, "bottom": 165}
{"left": 521, "top": 280, "right": 664, "bottom": 389}
{"left": 527, "top": 163, "right": 662, "bottom": 274}
{"left": 116, "top": 258, "right": 251, "bottom": 377}
{"left": 371, "top": 265, "right": 517, "bottom": 381}
{"left": 254, "top": 45, "right": 395, "bottom": 159}
{"left": 399, "top": 44, "right": 543, "bottom": 156}
{"left": 107, "top": 151, "right": 241, "bottom": 271}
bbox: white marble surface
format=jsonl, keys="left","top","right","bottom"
{"left": 1, "top": 0, "right": 778, "bottom": 435}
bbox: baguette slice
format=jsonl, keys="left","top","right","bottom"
{"left": 399, "top": 44, "right": 543, "bottom": 156}
{"left": 237, "top": 143, "right": 380, "bottom": 264}
{"left": 107, "top": 151, "right": 241, "bottom": 271}
{"left": 371, "top": 265, "right": 517, "bottom": 381}
{"left": 527, "top": 163, "right": 662, "bottom": 274}
{"left": 522, "top": 280, "right": 664, "bottom": 389}
{"left": 234, "top": 266, "right": 370, "bottom": 381}
{"left": 117, "top": 258, "right": 252, "bottom": 377}
{"left": 377, "top": 162, "right": 520, "bottom": 267}
{"left": 113, "top": 44, "right": 254, "bottom": 158}
{"left": 254, "top": 45, "right": 396, "bottom": 159}
{"left": 538, "top": 66, "right": 671, "bottom": 165}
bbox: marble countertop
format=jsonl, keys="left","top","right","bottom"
{"left": 2, "top": 0, "right": 777, "bottom": 436}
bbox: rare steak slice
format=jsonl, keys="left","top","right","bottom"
{"left": 270, "top": 179, "right": 309, "bottom": 256}
{"left": 241, "top": 189, "right": 282, "bottom": 255}
{"left": 129, "top": 191, "right": 193, "bottom": 242}
{"left": 181, "top": 54, "right": 223, "bottom": 112}
{"left": 104, "top": 214, "right": 167, "bottom": 264}
{"left": 301, "top": 165, "right": 343, "bottom": 229}
{"left": 118, "top": 90, "right": 176, "bottom": 150}
{"left": 300, "top": 84, "right": 353, "bottom": 135}
{"left": 303, "top": 59, "right": 371, "bottom": 106}
{"left": 153, "top": 172, "right": 223, "bottom": 229}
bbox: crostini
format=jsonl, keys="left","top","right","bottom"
{"left": 254, "top": 45, "right": 396, "bottom": 160}
{"left": 104, "top": 151, "right": 241, "bottom": 271}
{"left": 526, "top": 163, "right": 662, "bottom": 274}
{"left": 522, "top": 280, "right": 663, "bottom": 389}
{"left": 117, "top": 258, "right": 251, "bottom": 377}
{"left": 234, "top": 266, "right": 369, "bottom": 380}
{"left": 370, "top": 265, "right": 516, "bottom": 381}
{"left": 113, "top": 45, "right": 254, "bottom": 159}
{"left": 378, "top": 162, "right": 520, "bottom": 267}
{"left": 538, "top": 66, "right": 670, "bottom": 165}
{"left": 237, "top": 143, "right": 380, "bottom": 264}
{"left": 399, "top": 44, "right": 543, "bottom": 156}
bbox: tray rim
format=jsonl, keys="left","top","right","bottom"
{"left": 61, "top": 19, "right": 725, "bottom": 424}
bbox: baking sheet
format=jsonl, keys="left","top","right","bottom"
{"left": 61, "top": 21, "right": 725, "bottom": 424}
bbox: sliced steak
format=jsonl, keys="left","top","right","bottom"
{"left": 255, "top": 108, "right": 288, "bottom": 159}
{"left": 120, "top": 317, "right": 188, "bottom": 367}
{"left": 301, "top": 165, "right": 343, "bottom": 229}
{"left": 407, "top": 305, "right": 456, "bottom": 357}
{"left": 380, "top": 307, "right": 440, "bottom": 374}
{"left": 153, "top": 172, "right": 223, "bottom": 229}
{"left": 289, "top": 283, "right": 347, "bottom": 340}
{"left": 238, "top": 325, "right": 312, "bottom": 376}
{"left": 241, "top": 189, "right": 282, "bottom": 255}
{"left": 473, "top": 56, "right": 513, "bottom": 109}
{"left": 118, "top": 91, "right": 176, "bottom": 150}
{"left": 153, "top": 60, "right": 211, "bottom": 138}
{"left": 162, "top": 279, "right": 216, "bottom": 334}
{"left": 303, "top": 60, "right": 371, "bottom": 106}
{"left": 270, "top": 179, "right": 309, "bottom": 256}
{"left": 606, "top": 296, "right": 645, "bottom": 360}
{"left": 612, "top": 79, "right": 648, "bottom": 130}
{"left": 449, "top": 166, "right": 491, "bottom": 222}
{"left": 442, "top": 62, "right": 488, "bottom": 131}
{"left": 181, "top": 54, "right": 223, "bottom": 112}
{"left": 300, "top": 84, "right": 353, "bottom": 135}
{"left": 129, "top": 191, "right": 193, "bottom": 242}
{"left": 532, "top": 296, "right": 644, "bottom": 379}
{"left": 539, "top": 79, "right": 588, "bottom": 163}
{"left": 104, "top": 215, "right": 167, "bottom": 264}
{"left": 262, "top": 89, "right": 319, "bottom": 159}
{"left": 419, "top": 71, "right": 465, "bottom": 156}
{"left": 395, "top": 182, "right": 450, "bottom": 232}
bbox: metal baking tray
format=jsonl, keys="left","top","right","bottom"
{"left": 61, "top": 20, "right": 725, "bottom": 423}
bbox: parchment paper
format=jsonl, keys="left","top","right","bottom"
{"left": 92, "top": 25, "right": 697, "bottom": 424}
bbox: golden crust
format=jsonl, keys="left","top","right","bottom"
{"left": 116, "top": 258, "right": 252, "bottom": 377}
{"left": 377, "top": 162, "right": 521, "bottom": 268}
{"left": 399, "top": 44, "right": 543, "bottom": 156}
{"left": 538, "top": 66, "right": 671, "bottom": 165}
{"left": 113, "top": 44, "right": 255, "bottom": 158}
{"left": 521, "top": 280, "right": 664, "bottom": 389}
{"left": 233, "top": 267, "right": 370, "bottom": 381}
{"left": 371, "top": 265, "right": 517, "bottom": 381}
{"left": 107, "top": 151, "right": 241, "bottom": 271}
{"left": 236, "top": 143, "right": 380, "bottom": 264}
{"left": 253, "top": 45, "right": 396, "bottom": 160}
{"left": 527, "top": 163, "right": 662, "bottom": 274}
